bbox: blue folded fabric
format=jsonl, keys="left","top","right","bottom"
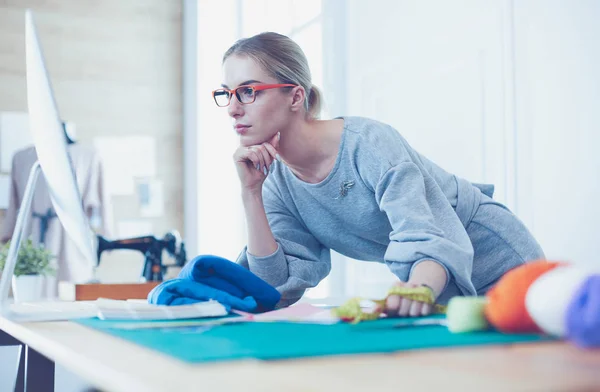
{"left": 178, "top": 254, "right": 281, "bottom": 311}
{"left": 148, "top": 254, "right": 281, "bottom": 313}
{"left": 147, "top": 279, "right": 258, "bottom": 311}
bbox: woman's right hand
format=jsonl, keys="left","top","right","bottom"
{"left": 233, "top": 132, "right": 280, "bottom": 194}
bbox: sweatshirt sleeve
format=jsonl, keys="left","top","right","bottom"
{"left": 236, "top": 185, "right": 331, "bottom": 307}
{"left": 375, "top": 161, "right": 477, "bottom": 296}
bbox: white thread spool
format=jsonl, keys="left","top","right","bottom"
{"left": 525, "top": 265, "right": 599, "bottom": 337}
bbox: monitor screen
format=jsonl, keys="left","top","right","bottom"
{"left": 24, "top": 9, "right": 97, "bottom": 278}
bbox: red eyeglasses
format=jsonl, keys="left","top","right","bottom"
{"left": 212, "top": 84, "right": 297, "bottom": 107}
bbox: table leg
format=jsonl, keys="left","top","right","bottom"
{"left": 0, "top": 328, "right": 25, "bottom": 392}
{"left": 25, "top": 345, "right": 54, "bottom": 392}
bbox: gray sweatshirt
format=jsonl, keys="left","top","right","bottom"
{"left": 236, "top": 116, "right": 494, "bottom": 306}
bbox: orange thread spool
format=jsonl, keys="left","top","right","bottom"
{"left": 484, "top": 260, "right": 565, "bottom": 333}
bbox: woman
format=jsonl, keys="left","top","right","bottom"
{"left": 213, "top": 32, "right": 544, "bottom": 317}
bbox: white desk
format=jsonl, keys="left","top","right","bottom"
{"left": 1, "top": 307, "right": 600, "bottom": 392}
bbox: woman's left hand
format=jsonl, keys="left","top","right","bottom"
{"left": 382, "top": 281, "right": 432, "bottom": 317}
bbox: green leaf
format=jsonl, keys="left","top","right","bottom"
{"left": 0, "top": 239, "right": 56, "bottom": 277}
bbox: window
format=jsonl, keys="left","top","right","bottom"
{"left": 240, "top": 0, "right": 323, "bottom": 101}
{"left": 240, "top": 0, "right": 330, "bottom": 300}
{"left": 195, "top": 1, "right": 333, "bottom": 300}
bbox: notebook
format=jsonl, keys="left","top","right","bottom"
{"left": 95, "top": 298, "right": 228, "bottom": 321}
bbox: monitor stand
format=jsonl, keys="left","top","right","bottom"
{"left": 0, "top": 162, "right": 97, "bottom": 322}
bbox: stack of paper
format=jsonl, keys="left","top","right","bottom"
{"left": 95, "top": 298, "right": 228, "bottom": 321}
{"left": 9, "top": 300, "right": 99, "bottom": 320}
{"left": 111, "top": 303, "right": 340, "bottom": 330}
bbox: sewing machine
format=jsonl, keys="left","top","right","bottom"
{"left": 96, "top": 230, "right": 187, "bottom": 282}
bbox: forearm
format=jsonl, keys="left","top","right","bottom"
{"left": 241, "top": 190, "right": 278, "bottom": 257}
{"left": 407, "top": 260, "right": 448, "bottom": 298}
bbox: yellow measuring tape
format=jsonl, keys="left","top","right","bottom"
{"left": 332, "top": 286, "right": 447, "bottom": 324}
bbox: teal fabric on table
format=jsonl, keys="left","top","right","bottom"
{"left": 76, "top": 316, "right": 553, "bottom": 363}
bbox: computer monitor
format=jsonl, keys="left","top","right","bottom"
{"left": 0, "top": 10, "right": 98, "bottom": 321}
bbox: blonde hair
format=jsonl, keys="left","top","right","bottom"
{"left": 223, "top": 32, "right": 322, "bottom": 120}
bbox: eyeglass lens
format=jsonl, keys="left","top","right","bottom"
{"left": 214, "top": 86, "right": 256, "bottom": 107}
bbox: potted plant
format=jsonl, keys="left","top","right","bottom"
{"left": 0, "top": 239, "right": 56, "bottom": 302}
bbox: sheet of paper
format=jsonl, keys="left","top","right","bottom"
{"left": 93, "top": 136, "right": 157, "bottom": 195}
{"left": 0, "top": 174, "right": 10, "bottom": 209}
{"left": 0, "top": 112, "right": 33, "bottom": 172}
{"left": 117, "top": 219, "right": 153, "bottom": 238}
{"left": 137, "top": 179, "right": 164, "bottom": 217}
{"left": 234, "top": 303, "right": 339, "bottom": 324}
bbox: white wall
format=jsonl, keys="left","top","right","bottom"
{"left": 343, "top": 0, "right": 516, "bottom": 297}
{"left": 194, "top": 0, "right": 246, "bottom": 261}
{"left": 513, "top": 0, "right": 600, "bottom": 265}
{"left": 339, "top": 0, "right": 600, "bottom": 297}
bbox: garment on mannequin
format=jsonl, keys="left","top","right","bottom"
{"left": 0, "top": 124, "right": 112, "bottom": 296}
